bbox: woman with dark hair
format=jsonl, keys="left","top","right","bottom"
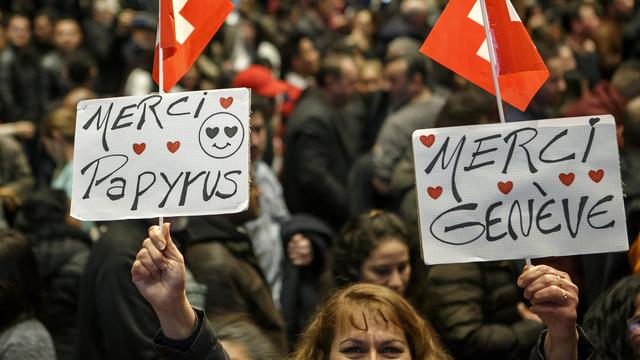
{"left": 0, "top": 229, "right": 55, "bottom": 359}
{"left": 330, "top": 210, "right": 413, "bottom": 296}
{"left": 582, "top": 275, "right": 640, "bottom": 359}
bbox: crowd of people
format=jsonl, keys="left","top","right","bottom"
{"left": 1, "top": 0, "right": 640, "bottom": 359}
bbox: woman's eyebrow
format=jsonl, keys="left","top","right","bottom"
{"left": 379, "top": 339, "right": 405, "bottom": 346}
{"left": 339, "top": 338, "right": 366, "bottom": 346}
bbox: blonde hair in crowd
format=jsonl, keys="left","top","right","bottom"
{"left": 289, "top": 283, "right": 451, "bottom": 360}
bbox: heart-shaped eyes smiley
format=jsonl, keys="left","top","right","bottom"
{"left": 206, "top": 127, "right": 220, "bottom": 139}
{"left": 224, "top": 126, "right": 238, "bottom": 138}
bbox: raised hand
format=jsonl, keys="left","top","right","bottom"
{"left": 287, "top": 233, "right": 314, "bottom": 266}
{"left": 131, "top": 223, "right": 196, "bottom": 339}
{"left": 517, "top": 264, "right": 579, "bottom": 360}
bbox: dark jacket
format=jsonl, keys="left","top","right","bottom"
{"left": 16, "top": 188, "right": 90, "bottom": 360}
{"left": 184, "top": 216, "right": 287, "bottom": 355}
{"left": 154, "top": 308, "right": 229, "bottom": 360}
{"left": 529, "top": 327, "right": 595, "bottom": 360}
{"left": 282, "top": 89, "right": 362, "bottom": 230}
{"left": 0, "top": 46, "right": 42, "bottom": 122}
{"left": 76, "top": 220, "right": 162, "bottom": 360}
{"left": 423, "top": 261, "right": 545, "bottom": 360}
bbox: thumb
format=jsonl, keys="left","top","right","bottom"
{"left": 162, "top": 222, "right": 181, "bottom": 259}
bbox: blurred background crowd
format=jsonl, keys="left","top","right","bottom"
{"left": 1, "top": 0, "right": 640, "bottom": 359}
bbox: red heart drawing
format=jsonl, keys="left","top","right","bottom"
{"left": 559, "top": 172, "right": 575, "bottom": 186}
{"left": 220, "top": 97, "right": 233, "bottom": 109}
{"left": 588, "top": 169, "right": 604, "bottom": 183}
{"left": 497, "top": 181, "right": 513, "bottom": 195}
{"left": 427, "top": 186, "right": 443, "bottom": 200}
{"left": 420, "top": 134, "right": 435, "bottom": 148}
{"left": 132, "top": 143, "right": 146, "bottom": 155}
{"left": 167, "top": 141, "right": 181, "bottom": 153}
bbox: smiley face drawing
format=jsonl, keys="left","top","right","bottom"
{"left": 198, "top": 112, "right": 245, "bottom": 159}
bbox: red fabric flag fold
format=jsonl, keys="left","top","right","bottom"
{"left": 153, "top": 0, "right": 234, "bottom": 92}
{"left": 421, "top": 0, "right": 549, "bottom": 111}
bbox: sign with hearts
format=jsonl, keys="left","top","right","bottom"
{"left": 71, "top": 88, "right": 250, "bottom": 221}
{"left": 412, "top": 115, "right": 628, "bottom": 264}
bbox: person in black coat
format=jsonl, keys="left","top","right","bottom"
{"left": 282, "top": 52, "right": 364, "bottom": 231}
{"left": 15, "top": 188, "right": 90, "bottom": 360}
{"left": 75, "top": 219, "right": 163, "bottom": 360}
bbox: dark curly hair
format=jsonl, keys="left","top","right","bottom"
{"left": 582, "top": 275, "right": 640, "bottom": 359}
{"left": 331, "top": 210, "right": 410, "bottom": 286}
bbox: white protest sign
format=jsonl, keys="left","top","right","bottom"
{"left": 412, "top": 115, "right": 628, "bottom": 265}
{"left": 71, "top": 88, "right": 250, "bottom": 221}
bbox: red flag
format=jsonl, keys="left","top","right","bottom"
{"left": 421, "top": 0, "right": 549, "bottom": 111}
{"left": 153, "top": 0, "right": 234, "bottom": 92}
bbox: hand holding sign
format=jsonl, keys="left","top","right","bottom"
{"left": 517, "top": 264, "right": 579, "bottom": 360}
{"left": 131, "top": 223, "right": 196, "bottom": 340}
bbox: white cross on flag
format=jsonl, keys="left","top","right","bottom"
{"left": 153, "top": 0, "right": 234, "bottom": 92}
{"left": 421, "top": 0, "right": 549, "bottom": 111}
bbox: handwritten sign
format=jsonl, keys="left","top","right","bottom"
{"left": 71, "top": 88, "right": 250, "bottom": 221}
{"left": 412, "top": 115, "right": 628, "bottom": 264}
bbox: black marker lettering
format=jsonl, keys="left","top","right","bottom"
{"left": 587, "top": 195, "right": 615, "bottom": 229}
{"left": 425, "top": 136, "right": 466, "bottom": 203}
{"left": 216, "top": 170, "right": 241, "bottom": 199}
{"left": 159, "top": 172, "right": 185, "bottom": 207}
{"left": 486, "top": 201, "right": 507, "bottom": 241}
{"left": 106, "top": 178, "right": 126, "bottom": 200}
{"left": 539, "top": 129, "right": 575, "bottom": 163}
{"left": 111, "top": 104, "right": 137, "bottom": 130}
{"left": 464, "top": 134, "right": 501, "bottom": 171}
{"left": 80, "top": 154, "right": 128, "bottom": 199}
{"left": 167, "top": 96, "right": 190, "bottom": 117}
{"left": 508, "top": 199, "right": 534, "bottom": 240}
{"left": 82, "top": 103, "right": 114, "bottom": 151}
{"left": 503, "top": 127, "right": 538, "bottom": 174}
{"left": 136, "top": 95, "right": 163, "bottom": 130}
{"left": 179, "top": 171, "right": 206, "bottom": 206}
{"left": 203, "top": 171, "right": 222, "bottom": 201}
{"left": 536, "top": 199, "right": 561, "bottom": 234}
{"left": 582, "top": 123, "right": 596, "bottom": 163}
{"left": 131, "top": 171, "right": 156, "bottom": 210}
{"left": 562, "top": 196, "right": 588, "bottom": 239}
{"left": 430, "top": 203, "right": 485, "bottom": 245}
{"left": 194, "top": 92, "right": 207, "bottom": 119}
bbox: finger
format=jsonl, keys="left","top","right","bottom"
{"left": 149, "top": 225, "right": 166, "bottom": 251}
{"left": 517, "top": 265, "right": 570, "bottom": 288}
{"left": 131, "top": 259, "right": 152, "bottom": 283}
{"left": 138, "top": 248, "right": 161, "bottom": 278}
{"left": 530, "top": 285, "right": 576, "bottom": 306}
{"left": 161, "top": 223, "right": 182, "bottom": 261}
{"left": 142, "top": 238, "right": 168, "bottom": 271}
{"left": 523, "top": 274, "right": 578, "bottom": 300}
